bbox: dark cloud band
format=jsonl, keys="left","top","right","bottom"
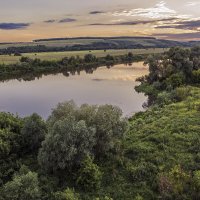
{"left": 156, "top": 20, "right": 200, "bottom": 30}
{"left": 44, "top": 20, "right": 56, "bottom": 23}
{"left": 59, "top": 18, "right": 77, "bottom": 23}
{"left": 0, "top": 23, "right": 30, "bottom": 30}
{"left": 89, "top": 11, "right": 105, "bottom": 15}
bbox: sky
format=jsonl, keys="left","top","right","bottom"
{"left": 1, "top": 0, "right": 200, "bottom": 42}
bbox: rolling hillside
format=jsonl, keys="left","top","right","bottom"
{"left": 0, "top": 37, "right": 199, "bottom": 54}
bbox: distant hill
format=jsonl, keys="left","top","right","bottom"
{"left": 33, "top": 36, "right": 156, "bottom": 42}
{"left": 0, "top": 36, "right": 200, "bottom": 54}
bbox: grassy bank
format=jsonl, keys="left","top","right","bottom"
{"left": 0, "top": 48, "right": 167, "bottom": 64}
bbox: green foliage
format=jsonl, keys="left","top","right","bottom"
{"left": 1, "top": 166, "right": 41, "bottom": 200}
{"left": 92, "top": 105, "right": 128, "bottom": 158}
{"left": 84, "top": 54, "right": 97, "bottom": 63}
{"left": 47, "top": 101, "right": 128, "bottom": 160}
{"left": 39, "top": 101, "right": 128, "bottom": 175}
{"left": 134, "top": 194, "right": 144, "bottom": 200}
{"left": 76, "top": 156, "right": 102, "bottom": 191}
{"left": 173, "top": 87, "right": 191, "bottom": 102}
{"left": 95, "top": 196, "right": 113, "bottom": 200}
{"left": 193, "top": 170, "right": 200, "bottom": 189}
{"left": 165, "top": 73, "right": 185, "bottom": 89}
{"left": 53, "top": 188, "right": 79, "bottom": 200}
{"left": 21, "top": 113, "right": 47, "bottom": 153}
{"left": 193, "top": 69, "right": 200, "bottom": 83}
{"left": 38, "top": 116, "right": 96, "bottom": 173}
{"left": 137, "top": 47, "right": 200, "bottom": 104}
{"left": 0, "top": 113, "right": 23, "bottom": 185}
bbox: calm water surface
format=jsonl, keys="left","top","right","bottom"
{"left": 0, "top": 62, "right": 148, "bottom": 118}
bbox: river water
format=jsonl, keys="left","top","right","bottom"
{"left": 0, "top": 62, "right": 148, "bottom": 118}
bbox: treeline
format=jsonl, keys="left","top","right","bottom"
{"left": 0, "top": 53, "right": 146, "bottom": 82}
{"left": 136, "top": 46, "right": 200, "bottom": 106}
{"left": 0, "top": 44, "right": 147, "bottom": 55}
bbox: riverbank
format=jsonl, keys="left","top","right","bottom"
{"left": 0, "top": 53, "right": 148, "bottom": 82}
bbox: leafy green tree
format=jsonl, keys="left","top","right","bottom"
{"left": 84, "top": 54, "right": 97, "bottom": 63}
{"left": 95, "top": 197, "right": 113, "bottom": 200}
{"left": 38, "top": 116, "right": 96, "bottom": 173}
{"left": 105, "top": 54, "right": 114, "bottom": 61}
{"left": 134, "top": 194, "right": 144, "bottom": 200}
{"left": 92, "top": 105, "right": 128, "bottom": 158}
{"left": 77, "top": 104, "right": 128, "bottom": 158}
{"left": 0, "top": 113, "right": 23, "bottom": 184}
{"left": 76, "top": 156, "right": 102, "bottom": 191}
{"left": 193, "top": 69, "right": 200, "bottom": 83}
{"left": 190, "top": 46, "right": 200, "bottom": 70}
{"left": 192, "top": 170, "right": 200, "bottom": 198}
{"left": 47, "top": 100, "right": 77, "bottom": 127}
{"left": 165, "top": 73, "right": 185, "bottom": 89}
{"left": 53, "top": 188, "right": 79, "bottom": 200}
{"left": 47, "top": 101, "right": 128, "bottom": 159}
{"left": 1, "top": 166, "right": 41, "bottom": 200}
{"left": 21, "top": 113, "right": 47, "bottom": 153}
{"left": 20, "top": 56, "right": 32, "bottom": 63}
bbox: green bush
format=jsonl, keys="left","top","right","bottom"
{"left": 53, "top": 188, "right": 79, "bottom": 200}
{"left": 1, "top": 166, "right": 41, "bottom": 200}
{"left": 76, "top": 156, "right": 102, "bottom": 191}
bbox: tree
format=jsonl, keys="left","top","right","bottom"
{"left": 84, "top": 54, "right": 97, "bottom": 63}
{"left": 165, "top": 73, "right": 185, "bottom": 89}
{"left": 21, "top": 113, "right": 47, "bottom": 153}
{"left": 0, "top": 113, "right": 23, "bottom": 184}
{"left": 1, "top": 166, "right": 41, "bottom": 200}
{"left": 53, "top": 188, "right": 79, "bottom": 200}
{"left": 47, "top": 100, "right": 77, "bottom": 127}
{"left": 192, "top": 170, "right": 200, "bottom": 198}
{"left": 38, "top": 116, "right": 96, "bottom": 173}
{"left": 92, "top": 105, "right": 128, "bottom": 158}
{"left": 105, "top": 54, "right": 114, "bottom": 61}
{"left": 47, "top": 101, "right": 128, "bottom": 160}
{"left": 76, "top": 156, "right": 102, "bottom": 191}
{"left": 20, "top": 56, "right": 32, "bottom": 63}
{"left": 134, "top": 194, "right": 144, "bottom": 200}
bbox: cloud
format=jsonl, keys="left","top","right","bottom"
{"left": 156, "top": 19, "right": 200, "bottom": 30}
{"left": 89, "top": 11, "right": 105, "bottom": 15}
{"left": 186, "top": 1, "right": 200, "bottom": 6}
{"left": 44, "top": 19, "right": 56, "bottom": 23}
{"left": 0, "top": 23, "right": 30, "bottom": 30}
{"left": 111, "top": 1, "right": 190, "bottom": 19}
{"left": 59, "top": 18, "right": 77, "bottom": 23}
{"left": 89, "top": 18, "right": 177, "bottom": 26}
{"left": 153, "top": 32, "right": 200, "bottom": 40}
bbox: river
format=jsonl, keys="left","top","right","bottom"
{"left": 0, "top": 62, "right": 148, "bottom": 118}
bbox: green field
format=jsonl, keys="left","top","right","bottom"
{"left": 0, "top": 48, "right": 168, "bottom": 64}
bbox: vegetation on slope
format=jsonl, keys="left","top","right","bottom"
{"left": 0, "top": 36, "right": 189, "bottom": 54}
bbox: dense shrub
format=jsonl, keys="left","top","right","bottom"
{"left": 76, "top": 156, "right": 102, "bottom": 191}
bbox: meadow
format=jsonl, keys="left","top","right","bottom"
{"left": 0, "top": 48, "right": 168, "bottom": 64}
